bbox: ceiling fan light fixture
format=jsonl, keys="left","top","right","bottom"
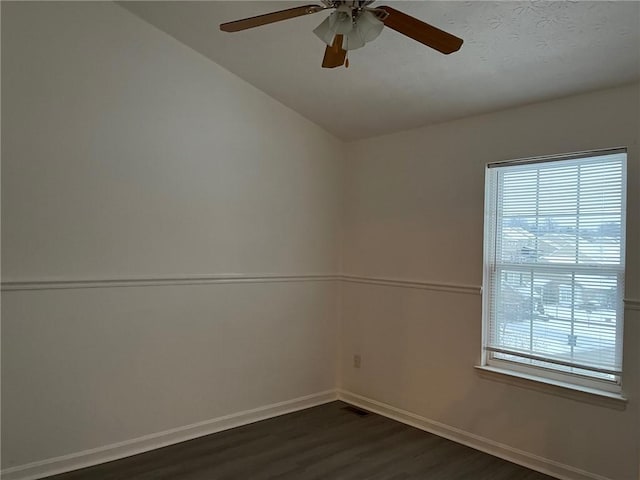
{"left": 313, "top": 8, "right": 354, "bottom": 45}
{"left": 314, "top": 6, "right": 382, "bottom": 50}
{"left": 329, "top": 7, "right": 355, "bottom": 35}
{"left": 313, "top": 15, "right": 336, "bottom": 45}
{"left": 356, "top": 10, "right": 384, "bottom": 42}
{"left": 343, "top": 28, "right": 365, "bottom": 50}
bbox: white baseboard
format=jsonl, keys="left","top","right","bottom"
{"left": 1, "top": 390, "right": 337, "bottom": 480}
{"left": 337, "top": 390, "right": 612, "bottom": 480}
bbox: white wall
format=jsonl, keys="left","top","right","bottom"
{"left": 1, "top": 1, "right": 343, "bottom": 469}
{"left": 341, "top": 84, "right": 640, "bottom": 480}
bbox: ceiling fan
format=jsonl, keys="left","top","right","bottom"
{"left": 220, "top": 1, "right": 463, "bottom": 69}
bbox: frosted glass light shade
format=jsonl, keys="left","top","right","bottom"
{"left": 344, "top": 29, "right": 365, "bottom": 50}
{"left": 313, "top": 16, "right": 335, "bottom": 45}
{"left": 313, "top": 7, "right": 384, "bottom": 50}
{"left": 313, "top": 9, "right": 354, "bottom": 46}
{"left": 331, "top": 9, "right": 354, "bottom": 35}
{"left": 356, "top": 10, "right": 384, "bottom": 42}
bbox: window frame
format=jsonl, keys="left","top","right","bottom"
{"left": 481, "top": 147, "right": 627, "bottom": 395}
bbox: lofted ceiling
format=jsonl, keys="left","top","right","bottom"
{"left": 121, "top": 1, "right": 640, "bottom": 140}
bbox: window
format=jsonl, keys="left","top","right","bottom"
{"left": 482, "top": 149, "right": 626, "bottom": 393}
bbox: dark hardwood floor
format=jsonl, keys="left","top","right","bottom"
{"left": 49, "top": 401, "right": 555, "bottom": 480}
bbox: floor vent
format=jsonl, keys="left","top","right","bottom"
{"left": 342, "top": 405, "right": 370, "bottom": 416}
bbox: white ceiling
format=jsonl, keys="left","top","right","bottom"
{"left": 121, "top": 1, "right": 640, "bottom": 140}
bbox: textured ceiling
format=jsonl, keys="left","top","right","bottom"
{"left": 121, "top": 1, "right": 640, "bottom": 140}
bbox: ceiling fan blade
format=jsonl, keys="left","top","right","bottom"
{"left": 220, "top": 5, "right": 326, "bottom": 32}
{"left": 377, "top": 6, "right": 463, "bottom": 54}
{"left": 322, "top": 34, "right": 347, "bottom": 68}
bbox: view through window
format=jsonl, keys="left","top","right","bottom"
{"left": 483, "top": 149, "right": 626, "bottom": 391}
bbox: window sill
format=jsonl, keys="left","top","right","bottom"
{"left": 474, "top": 365, "right": 627, "bottom": 410}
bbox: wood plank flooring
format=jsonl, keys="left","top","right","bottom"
{"left": 49, "top": 401, "right": 555, "bottom": 480}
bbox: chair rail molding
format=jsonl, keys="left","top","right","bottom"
{"left": 0, "top": 273, "right": 340, "bottom": 291}
{"left": 624, "top": 298, "right": 640, "bottom": 311}
{"left": 4, "top": 273, "right": 636, "bottom": 310}
{"left": 341, "top": 274, "right": 481, "bottom": 295}
{"left": 2, "top": 273, "right": 482, "bottom": 295}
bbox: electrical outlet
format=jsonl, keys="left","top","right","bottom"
{"left": 353, "top": 354, "right": 361, "bottom": 368}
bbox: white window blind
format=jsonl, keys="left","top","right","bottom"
{"left": 483, "top": 149, "right": 626, "bottom": 388}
